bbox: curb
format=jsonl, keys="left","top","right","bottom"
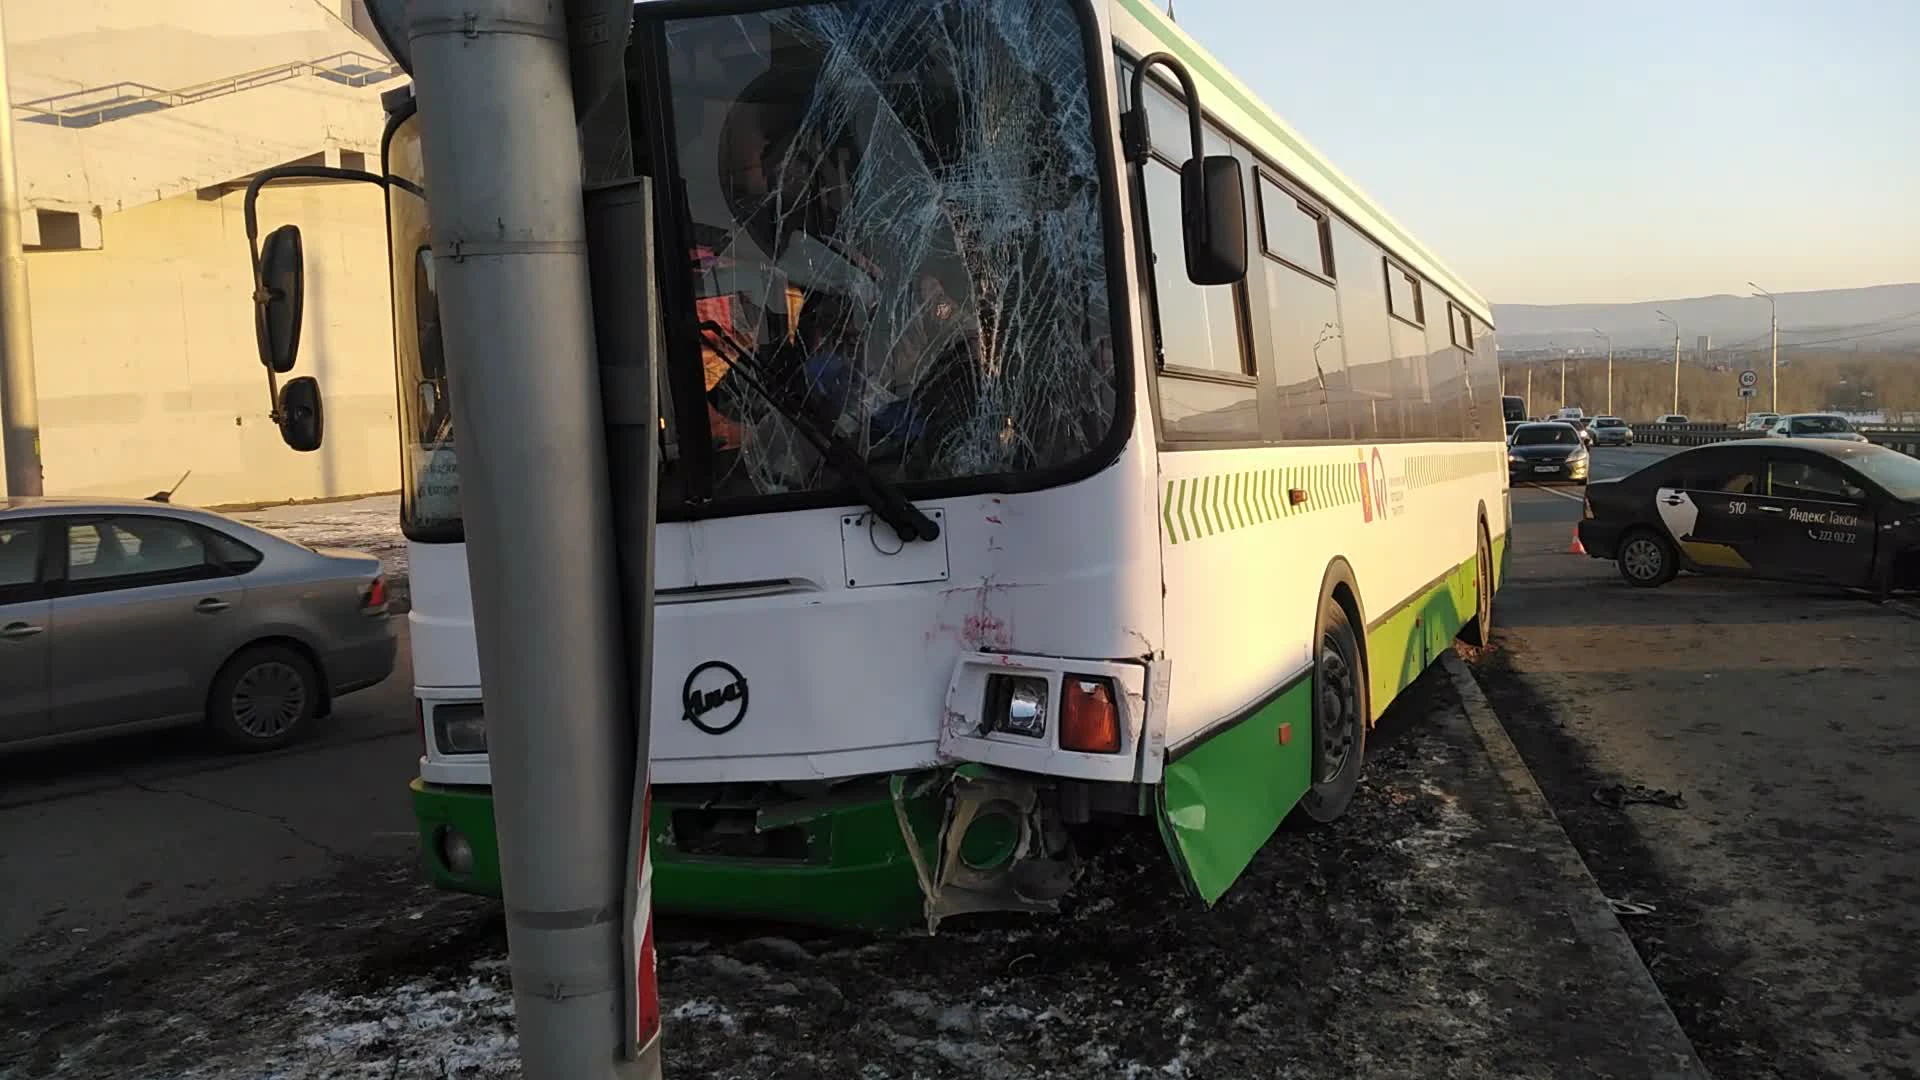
{"left": 1441, "top": 653, "right": 1713, "bottom": 1080}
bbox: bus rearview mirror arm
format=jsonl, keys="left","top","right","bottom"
{"left": 1121, "top": 52, "right": 1247, "bottom": 287}
{"left": 240, "top": 165, "right": 415, "bottom": 452}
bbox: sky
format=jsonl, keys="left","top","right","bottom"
{"left": 1169, "top": 0, "right": 1920, "bottom": 306}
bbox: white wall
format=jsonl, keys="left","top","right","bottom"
{"left": 7, "top": 0, "right": 391, "bottom": 217}
{"left": 26, "top": 180, "right": 398, "bottom": 506}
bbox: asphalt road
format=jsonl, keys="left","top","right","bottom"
{"left": 0, "top": 623, "right": 422, "bottom": 993}
{"left": 1480, "top": 445, "right": 1920, "bottom": 1079}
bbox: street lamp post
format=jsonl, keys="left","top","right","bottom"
{"left": 1550, "top": 339, "right": 1563, "bottom": 409}
{"left": 1592, "top": 328, "right": 1612, "bottom": 417}
{"left": 1655, "top": 310, "right": 1680, "bottom": 416}
{"left": 1750, "top": 281, "right": 1778, "bottom": 414}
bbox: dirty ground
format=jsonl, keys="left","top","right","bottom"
{"left": 1485, "top": 477, "right": 1920, "bottom": 1079}
{"left": 0, "top": 665, "right": 1700, "bottom": 1080}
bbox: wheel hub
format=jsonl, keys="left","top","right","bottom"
{"left": 1316, "top": 637, "right": 1357, "bottom": 784}
{"left": 1623, "top": 539, "right": 1661, "bottom": 581}
{"left": 232, "top": 661, "right": 307, "bottom": 738}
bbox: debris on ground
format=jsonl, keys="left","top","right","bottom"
{"left": 1592, "top": 783, "right": 1688, "bottom": 810}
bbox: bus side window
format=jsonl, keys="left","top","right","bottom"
{"left": 1123, "top": 60, "right": 1257, "bottom": 442}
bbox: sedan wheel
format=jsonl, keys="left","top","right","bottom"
{"left": 233, "top": 661, "right": 308, "bottom": 738}
{"left": 208, "top": 645, "right": 321, "bottom": 751}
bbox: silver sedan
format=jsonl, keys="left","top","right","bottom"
{"left": 0, "top": 496, "right": 396, "bottom": 753}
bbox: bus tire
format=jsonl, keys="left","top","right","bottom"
{"left": 1459, "top": 523, "right": 1493, "bottom": 647}
{"left": 1298, "top": 595, "right": 1367, "bottom": 824}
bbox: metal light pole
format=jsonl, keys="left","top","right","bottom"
{"left": 1750, "top": 281, "right": 1777, "bottom": 413}
{"left": 1525, "top": 365, "right": 1532, "bottom": 418}
{"left": 1592, "top": 328, "right": 1612, "bottom": 416}
{"left": 1656, "top": 309, "right": 1680, "bottom": 416}
{"left": 1549, "top": 339, "right": 1563, "bottom": 408}
{"left": 0, "top": 1, "right": 43, "bottom": 496}
{"left": 404, "top": 0, "right": 657, "bottom": 1075}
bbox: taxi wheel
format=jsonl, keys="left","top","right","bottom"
{"left": 1618, "top": 529, "right": 1678, "bottom": 588}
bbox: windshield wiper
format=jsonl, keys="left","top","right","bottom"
{"left": 698, "top": 322, "right": 941, "bottom": 543}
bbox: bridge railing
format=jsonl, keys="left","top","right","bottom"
{"left": 1630, "top": 424, "right": 1769, "bottom": 447}
{"left": 1631, "top": 423, "right": 1920, "bottom": 457}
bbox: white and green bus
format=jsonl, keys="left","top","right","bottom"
{"left": 354, "top": 0, "right": 1507, "bottom": 929}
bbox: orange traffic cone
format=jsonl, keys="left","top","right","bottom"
{"left": 1568, "top": 528, "right": 1586, "bottom": 556}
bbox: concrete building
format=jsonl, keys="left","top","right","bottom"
{"left": 3, "top": 0, "right": 402, "bottom": 506}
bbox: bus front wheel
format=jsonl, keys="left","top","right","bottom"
{"left": 1298, "top": 595, "right": 1368, "bottom": 824}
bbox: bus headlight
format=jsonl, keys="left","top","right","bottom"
{"left": 985, "top": 674, "right": 1048, "bottom": 738}
{"left": 432, "top": 703, "right": 488, "bottom": 755}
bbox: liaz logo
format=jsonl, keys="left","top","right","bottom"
{"left": 1358, "top": 447, "right": 1387, "bottom": 522}
{"left": 682, "top": 661, "right": 749, "bottom": 735}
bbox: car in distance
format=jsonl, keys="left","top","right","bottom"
{"left": 1765, "top": 413, "right": 1869, "bottom": 442}
{"left": 1588, "top": 416, "right": 1634, "bottom": 446}
{"left": 1655, "top": 414, "right": 1689, "bottom": 425}
{"left": 0, "top": 497, "right": 396, "bottom": 754}
{"left": 1742, "top": 412, "right": 1779, "bottom": 431}
{"left": 1507, "top": 422, "right": 1591, "bottom": 485}
{"left": 1575, "top": 439, "right": 1920, "bottom": 594}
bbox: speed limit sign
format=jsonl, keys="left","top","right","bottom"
{"left": 1739, "top": 369, "right": 1758, "bottom": 389}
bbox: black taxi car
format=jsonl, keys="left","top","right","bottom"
{"left": 1577, "top": 438, "right": 1920, "bottom": 595}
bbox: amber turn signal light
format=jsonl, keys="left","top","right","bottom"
{"left": 1061, "top": 676, "right": 1122, "bottom": 753}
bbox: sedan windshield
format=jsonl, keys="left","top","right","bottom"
{"left": 1594, "top": 418, "right": 1624, "bottom": 428}
{"left": 1792, "top": 416, "right": 1854, "bottom": 434}
{"left": 1514, "top": 425, "right": 1579, "bottom": 446}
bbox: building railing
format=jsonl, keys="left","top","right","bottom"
{"left": 14, "top": 52, "right": 402, "bottom": 129}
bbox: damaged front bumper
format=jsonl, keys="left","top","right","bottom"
{"left": 412, "top": 766, "right": 1112, "bottom": 932}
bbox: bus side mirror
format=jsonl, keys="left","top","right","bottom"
{"left": 255, "top": 224, "right": 305, "bottom": 374}
{"left": 1182, "top": 155, "right": 1246, "bottom": 286}
{"left": 276, "top": 375, "right": 325, "bottom": 452}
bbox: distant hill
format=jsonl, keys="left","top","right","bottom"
{"left": 1493, "top": 283, "right": 1920, "bottom": 354}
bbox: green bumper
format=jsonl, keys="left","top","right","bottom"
{"left": 409, "top": 777, "right": 939, "bottom": 930}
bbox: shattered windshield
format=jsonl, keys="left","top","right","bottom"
{"left": 657, "top": 0, "right": 1117, "bottom": 501}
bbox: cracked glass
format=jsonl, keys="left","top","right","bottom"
{"left": 659, "top": 0, "right": 1117, "bottom": 500}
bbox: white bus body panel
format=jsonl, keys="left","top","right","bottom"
{"left": 409, "top": 540, "right": 481, "bottom": 690}
{"left": 1155, "top": 443, "right": 1504, "bottom": 751}
{"left": 417, "top": 445, "right": 1166, "bottom": 788}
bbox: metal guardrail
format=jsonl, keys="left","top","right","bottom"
{"left": 1632, "top": 424, "right": 1769, "bottom": 447}
{"left": 1632, "top": 423, "right": 1920, "bottom": 457}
